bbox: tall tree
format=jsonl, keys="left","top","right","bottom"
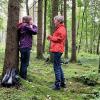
{"left": 49, "top": 0, "right": 58, "bottom": 62}
{"left": 43, "top": 0, "right": 47, "bottom": 53}
{"left": 33, "top": 0, "right": 37, "bottom": 25}
{"left": 98, "top": 55, "right": 100, "bottom": 73}
{"left": 64, "top": 0, "right": 68, "bottom": 59}
{"left": 2, "top": 0, "right": 20, "bottom": 76}
{"left": 85, "top": 0, "right": 88, "bottom": 52}
{"left": 77, "top": 10, "right": 85, "bottom": 53}
{"left": 70, "top": 0, "right": 77, "bottom": 62}
{"left": 32, "top": 0, "right": 37, "bottom": 48}
{"left": 26, "top": 0, "right": 29, "bottom": 15}
{"left": 37, "top": 0, "right": 43, "bottom": 58}
{"left": 96, "top": 25, "right": 100, "bottom": 55}
{"left": 89, "top": 0, "right": 95, "bottom": 54}
{"left": 51, "top": 0, "right": 58, "bottom": 32}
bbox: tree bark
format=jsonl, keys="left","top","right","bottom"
{"left": 98, "top": 55, "right": 100, "bottom": 73}
{"left": 2, "top": 0, "right": 20, "bottom": 76}
{"left": 97, "top": 25, "right": 100, "bottom": 55}
{"left": 70, "top": 0, "right": 77, "bottom": 62}
{"left": 37, "top": 0, "right": 43, "bottom": 58}
{"left": 51, "top": 0, "right": 58, "bottom": 32}
{"left": 26, "top": 0, "right": 29, "bottom": 15}
{"left": 77, "top": 8, "right": 85, "bottom": 53}
{"left": 64, "top": 0, "right": 68, "bottom": 59}
{"left": 49, "top": 0, "right": 58, "bottom": 62}
{"left": 43, "top": 0, "right": 47, "bottom": 53}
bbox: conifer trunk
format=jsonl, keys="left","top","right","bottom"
{"left": 2, "top": 0, "right": 20, "bottom": 76}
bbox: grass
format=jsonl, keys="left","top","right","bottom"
{"left": 0, "top": 47, "right": 100, "bottom": 100}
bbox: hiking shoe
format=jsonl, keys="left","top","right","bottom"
{"left": 51, "top": 82, "right": 61, "bottom": 90}
{"left": 61, "top": 82, "right": 67, "bottom": 88}
{"left": 52, "top": 85, "right": 60, "bottom": 90}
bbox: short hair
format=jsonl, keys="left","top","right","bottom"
{"left": 22, "top": 16, "right": 32, "bottom": 23}
{"left": 54, "top": 15, "right": 64, "bottom": 23}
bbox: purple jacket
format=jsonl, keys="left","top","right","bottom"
{"left": 17, "top": 23, "right": 38, "bottom": 49}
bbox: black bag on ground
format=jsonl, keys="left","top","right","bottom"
{"left": 1, "top": 68, "right": 19, "bottom": 87}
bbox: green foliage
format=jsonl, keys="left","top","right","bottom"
{"left": 0, "top": 48, "right": 100, "bottom": 99}
{"left": 77, "top": 0, "right": 83, "bottom": 7}
{"left": 0, "top": 0, "right": 100, "bottom": 99}
{"left": 77, "top": 52, "right": 99, "bottom": 68}
{"left": 73, "top": 72, "right": 98, "bottom": 86}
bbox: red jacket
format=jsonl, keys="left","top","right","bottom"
{"left": 49, "top": 24, "right": 67, "bottom": 53}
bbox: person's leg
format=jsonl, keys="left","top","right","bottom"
{"left": 59, "top": 56, "right": 66, "bottom": 88}
{"left": 20, "top": 49, "right": 25, "bottom": 78}
{"left": 20, "top": 48, "right": 30, "bottom": 79}
{"left": 60, "top": 67, "right": 64, "bottom": 82}
{"left": 53, "top": 52, "right": 62, "bottom": 89}
{"left": 60, "top": 68, "right": 66, "bottom": 88}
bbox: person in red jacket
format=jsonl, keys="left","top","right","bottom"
{"left": 47, "top": 15, "right": 67, "bottom": 90}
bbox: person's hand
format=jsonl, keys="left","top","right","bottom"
{"left": 30, "top": 25, "right": 33, "bottom": 28}
{"left": 47, "top": 35, "right": 52, "bottom": 40}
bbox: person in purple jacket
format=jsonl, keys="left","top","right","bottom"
{"left": 17, "top": 16, "right": 38, "bottom": 79}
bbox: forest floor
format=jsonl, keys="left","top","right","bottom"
{"left": 0, "top": 47, "right": 100, "bottom": 100}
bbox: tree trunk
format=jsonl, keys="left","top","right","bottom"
{"left": 77, "top": 7, "right": 81, "bottom": 36}
{"left": 37, "top": 0, "right": 43, "bottom": 58}
{"left": 26, "top": 0, "right": 29, "bottom": 15}
{"left": 33, "top": 0, "right": 37, "bottom": 25}
{"left": 43, "top": 0, "right": 47, "bottom": 53}
{"left": 89, "top": 23, "right": 94, "bottom": 54}
{"left": 85, "top": 9, "right": 88, "bottom": 52}
{"left": 60, "top": 0, "right": 63, "bottom": 15}
{"left": 70, "top": 0, "right": 77, "bottom": 62}
{"left": 89, "top": 0, "right": 95, "bottom": 54}
{"left": 97, "top": 26, "right": 100, "bottom": 55}
{"left": 78, "top": 8, "right": 85, "bottom": 53}
{"left": 2, "top": 0, "right": 20, "bottom": 76}
{"left": 49, "top": 0, "right": 58, "bottom": 62}
{"left": 98, "top": 55, "right": 100, "bottom": 73}
{"left": 51, "top": 0, "right": 58, "bottom": 32}
{"left": 32, "top": 0, "right": 37, "bottom": 50}
{"left": 64, "top": 0, "right": 68, "bottom": 59}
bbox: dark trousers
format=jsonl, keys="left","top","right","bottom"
{"left": 20, "top": 48, "right": 30, "bottom": 79}
{"left": 53, "top": 52, "right": 65, "bottom": 88}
